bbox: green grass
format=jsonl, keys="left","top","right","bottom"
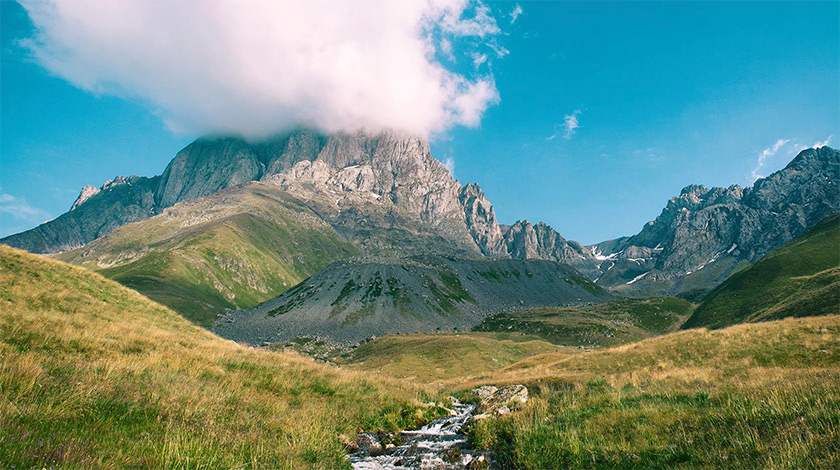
{"left": 421, "top": 270, "right": 477, "bottom": 315}
{"left": 337, "top": 332, "right": 560, "bottom": 381}
{"left": 463, "top": 315, "right": 840, "bottom": 469}
{"left": 473, "top": 297, "right": 694, "bottom": 347}
{"left": 0, "top": 245, "right": 440, "bottom": 469}
{"left": 58, "top": 183, "right": 359, "bottom": 326}
{"left": 684, "top": 213, "right": 840, "bottom": 329}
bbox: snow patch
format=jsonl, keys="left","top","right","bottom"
{"left": 591, "top": 246, "right": 619, "bottom": 261}
{"left": 626, "top": 271, "right": 650, "bottom": 285}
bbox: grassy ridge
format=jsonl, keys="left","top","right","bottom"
{"left": 473, "top": 297, "right": 694, "bottom": 347}
{"left": 58, "top": 183, "right": 359, "bottom": 326}
{"left": 461, "top": 316, "right": 840, "bottom": 469}
{"left": 338, "top": 332, "right": 560, "bottom": 381}
{"left": 684, "top": 213, "right": 840, "bottom": 329}
{"left": 0, "top": 245, "right": 438, "bottom": 469}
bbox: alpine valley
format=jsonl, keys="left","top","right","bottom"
{"left": 3, "top": 131, "right": 839, "bottom": 470}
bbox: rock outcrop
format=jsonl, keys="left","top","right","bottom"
{"left": 459, "top": 183, "right": 506, "bottom": 256}
{"left": 70, "top": 185, "right": 101, "bottom": 211}
{"left": 504, "top": 220, "right": 596, "bottom": 268}
{"left": 474, "top": 384, "right": 529, "bottom": 417}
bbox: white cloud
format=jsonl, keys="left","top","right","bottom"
{"left": 751, "top": 138, "right": 789, "bottom": 181}
{"left": 510, "top": 4, "right": 523, "bottom": 24}
{"left": 18, "top": 0, "right": 507, "bottom": 138}
{"left": 0, "top": 193, "right": 50, "bottom": 221}
{"left": 563, "top": 110, "right": 581, "bottom": 139}
{"left": 471, "top": 52, "right": 488, "bottom": 69}
{"left": 812, "top": 135, "right": 833, "bottom": 148}
{"left": 546, "top": 110, "right": 581, "bottom": 141}
{"left": 442, "top": 157, "right": 456, "bottom": 178}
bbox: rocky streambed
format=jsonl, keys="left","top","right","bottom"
{"left": 347, "top": 385, "right": 528, "bottom": 470}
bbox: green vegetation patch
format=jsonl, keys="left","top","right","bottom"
{"left": 686, "top": 213, "right": 840, "bottom": 329}
{"left": 267, "top": 281, "right": 319, "bottom": 316}
{"left": 473, "top": 297, "right": 694, "bottom": 347}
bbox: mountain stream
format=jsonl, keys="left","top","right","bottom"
{"left": 348, "top": 400, "right": 486, "bottom": 469}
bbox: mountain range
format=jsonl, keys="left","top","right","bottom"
{"left": 2, "top": 129, "right": 837, "bottom": 329}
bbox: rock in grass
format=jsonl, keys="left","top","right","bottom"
{"left": 473, "top": 384, "right": 528, "bottom": 417}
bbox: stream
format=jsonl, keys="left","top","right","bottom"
{"left": 348, "top": 400, "right": 486, "bottom": 469}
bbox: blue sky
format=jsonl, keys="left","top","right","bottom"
{"left": 1, "top": 1, "right": 838, "bottom": 243}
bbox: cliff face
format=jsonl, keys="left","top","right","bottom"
{"left": 589, "top": 146, "right": 840, "bottom": 296}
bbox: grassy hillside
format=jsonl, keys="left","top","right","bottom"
{"left": 473, "top": 297, "right": 694, "bottom": 347}
{"left": 684, "top": 213, "right": 840, "bottom": 329}
{"left": 58, "top": 183, "right": 359, "bottom": 326}
{"left": 320, "top": 305, "right": 840, "bottom": 468}
{"left": 463, "top": 316, "right": 840, "bottom": 469}
{"left": 0, "top": 245, "right": 439, "bottom": 469}
{"left": 337, "top": 332, "right": 561, "bottom": 381}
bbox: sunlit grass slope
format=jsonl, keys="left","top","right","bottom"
{"left": 473, "top": 297, "right": 694, "bottom": 347}
{"left": 58, "top": 183, "right": 359, "bottom": 326}
{"left": 463, "top": 315, "right": 840, "bottom": 469}
{"left": 0, "top": 245, "right": 437, "bottom": 469}
{"left": 338, "top": 332, "right": 560, "bottom": 381}
{"left": 684, "top": 213, "right": 840, "bottom": 329}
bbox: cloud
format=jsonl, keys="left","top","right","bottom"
{"left": 442, "top": 157, "right": 456, "bottom": 178}
{"left": 548, "top": 109, "right": 581, "bottom": 140}
{"left": 0, "top": 193, "right": 51, "bottom": 221}
{"left": 18, "top": 0, "right": 507, "bottom": 138}
{"left": 751, "top": 138, "right": 789, "bottom": 181}
{"left": 545, "top": 110, "right": 579, "bottom": 141}
{"left": 812, "top": 135, "right": 833, "bottom": 148}
{"left": 563, "top": 110, "right": 581, "bottom": 139}
{"left": 510, "top": 4, "right": 523, "bottom": 24}
{"left": 792, "top": 135, "right": 833, "bottom": 153}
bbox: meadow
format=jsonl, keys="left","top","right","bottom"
{"left": 0, "top": 245, "right": 440, "bottom": 469}
{"left": 3, "top": 243, "right": 839, "bottom": 469}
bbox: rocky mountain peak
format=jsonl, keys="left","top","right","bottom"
{"left": 590, "top": 146, "right": 840, "bottom": 296}
{"left": 70, "top": 185, "right": 101, "bottom": 211}
{"left": 70, "top": 175, "right": 145, "bottom": 211}
{"left": 459, "top": 183, "right": 506, "bottom": 256}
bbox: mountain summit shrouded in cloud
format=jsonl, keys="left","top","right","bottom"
{"left": 18, "top": 0, "right": 506, "bottom": 137}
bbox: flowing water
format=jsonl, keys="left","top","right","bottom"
{"left": 349, "top": 400, "right": 486, "bottom": 469}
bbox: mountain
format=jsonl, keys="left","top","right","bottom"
{"left": 502, "top": 220, "right": 599, "bottom": 276}
{"left": 0, "top": 175, "right": 161, "bottom": 253}
{"left": 0, "top": 244, "right": 439, "bottom": 469}
{"left": 2, "top": 129, "right": 499, "bottom": 257}
{"left": 588, "top": 146, "right": 840, "bottom": 297}
{"left": 683, "top": 213, "right": 840, "bottom": 329}
{"left": 56, "top": 183, "right": 360, "bottom": 325}
{"left": 213, "top": 256, "right": 611, "bottom": 346}
{"left": 16, "top": 129, "right": 519, "bottom": 323}
{"left": 3, "top": 128, "right": 836, "bottom": 309}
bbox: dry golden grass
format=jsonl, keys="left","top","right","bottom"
{"left": 454, "top": 316, "right": 840, "bottom": 469}
{"left": 0, "top": 245, "right": 440, "bottom": 469}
